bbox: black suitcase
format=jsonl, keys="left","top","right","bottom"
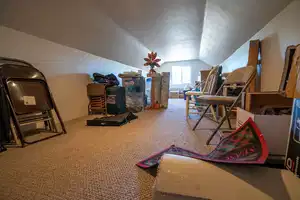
{"left": 106, "top": 86, "right": 126, "bottom": 114}
{"left": 86, "top": 112, "right": 138, "bottom": 126}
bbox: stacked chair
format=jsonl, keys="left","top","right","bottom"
{"left": 193, "top": 65, "right": 256, "bottom": 145}
{"left": 87, "top": 83, "right": 107, "bottom": 115}
{"left": 0, "top": 57, "right": 66, "bottom": 147}
{"left": 186, "top": 66, "right": 221, "bottom": 121}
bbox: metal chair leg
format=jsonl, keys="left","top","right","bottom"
{"left": 206, "top": 115, "right": 228, "bottom": 145}
{"left": 224, "top": 106, "right": 232, "bottom": 130}
{"left": 206, "top": 104, "right": 235, "bottom": 145}
{"left": 193, "top": 105, "right": 211, "bottom": 131}
{"left": 186, "top": 95, "right": 190, "bottom": 119}
{"left": 210, "top": 106, "right": 217, "bottom": 122}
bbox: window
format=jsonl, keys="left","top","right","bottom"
{"left": 171, "top": 66, "right": 191, "bottom": 85}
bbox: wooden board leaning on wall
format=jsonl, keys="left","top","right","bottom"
{"left": 247, "top": 40, "right": 261, "bottom": 93}
{"left": 285, "top": 45, "right": 300, "bottom": 98}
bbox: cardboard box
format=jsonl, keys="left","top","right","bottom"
{"left": 285, "top": 45, "right": 300, "bottom": 98}
{"left": 237, "top": 108, "right": 291, "bottom": 156}
{"left": 285, "top": 99, "right": 300, "bottom": 178}
{"left": 160, "top": 72, "right": 170, "bottom": 108}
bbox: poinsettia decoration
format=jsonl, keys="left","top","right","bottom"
{"left": 144, "top": 51, "right": 161, "bottom": 74}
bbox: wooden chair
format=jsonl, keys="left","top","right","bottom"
{"left": 185, "top": 66, "right": 220, "bottom": 120}
{"left": 193, "top": 65, "right": 256, "bottom": 145}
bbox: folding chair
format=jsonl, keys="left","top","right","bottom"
{"left": 192, "top": 65, "right": 256, "bottom": 145}
{"left": 87, "top": 83, "right": 107, "bottom": 115}
{"left": 186, "top": 66, "right": 220, "bottom": 120}
{"left": 0, "top": 57, "right": 66, "bottom": 147}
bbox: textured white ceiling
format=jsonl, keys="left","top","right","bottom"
{"left": 199, "top": 0, "right": 292, "bottom": 65}
{"left": 0, "top": 0, "right": 150, "bottom": 70}
{"left": 0, "top": 0, "right": 293, "bottom": 66}
{"left": 101, "top": 0, "right": 206, "bottom": 62}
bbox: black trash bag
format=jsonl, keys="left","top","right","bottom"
{"left": 105, "top": 74, "right": 119, "bottom": 86}
{"left": 93, "top": 73, "right": 107, "bottom": 83}
{"left": 93, "top": 73, "right": 119, "bottom": 86}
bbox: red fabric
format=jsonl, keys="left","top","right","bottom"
{"left": 137, "top": 118, "right": 269, "bottom": 169}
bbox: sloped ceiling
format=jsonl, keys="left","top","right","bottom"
{"left": 0, "top": 0, "right": 293, "bottom": 67}
{"left": 199, "top": 0, "right": 292, "bottom": 65}
{"left": 0, "top": 0, "right": 150, "bottom": 70}
{"left": 100, "top": 0, "right": 206, "bottom": 62}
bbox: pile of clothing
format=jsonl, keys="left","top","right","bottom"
{"left": 93, "top": 73, "right": 119, "bottom": 86}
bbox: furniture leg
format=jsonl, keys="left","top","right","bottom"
{"left": 210, "top": 106, "right": 217, "bottom": 122}
{"left": 224, "top": 105, "right": 232, "bottom": 129}
{"left": 193, "top": 105, "right": 210, "bottom": 130}
{"left": 186, "top": 95, "right": 190, "bottom": 118}
{"left": 241, "top": 92, "right": 246, "bottom": 109}
{"left": 206, "top": 114, "right": 228, "bottom": 145}
{"left": 245, "top": 92, "right": 252, "bottom": 111}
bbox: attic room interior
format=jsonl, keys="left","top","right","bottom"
{"left": 1, "top": 0, "right": 300, "bottom": 199}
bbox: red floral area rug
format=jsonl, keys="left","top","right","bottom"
{"left": 136, "top": 118, "right": 269, "bottom": 169}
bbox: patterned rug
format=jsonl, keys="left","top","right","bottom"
{"left": 137, "top": 118, "right": 269, "bottom": 168}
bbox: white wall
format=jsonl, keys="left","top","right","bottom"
{"left": 221, "top": 0, "right": 300, "bottom": 91}
{"left": 0, "top": 0, "right": 150, "bottom": 70}
{"left": 0, "top": 26, "right": 145, "bottom": 121}
{"left": 157, "top": 59, "right": 211, "bottom": 89}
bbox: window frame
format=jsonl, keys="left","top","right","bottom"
{"left": 171, "top": 66, "right": 191, "bottom": 85}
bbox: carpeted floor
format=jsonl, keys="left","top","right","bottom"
{"left": 0, "top": 99, "right": 218, "bottom": 200}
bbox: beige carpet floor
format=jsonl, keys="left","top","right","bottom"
{"left": 0, "top": 99, "right": 219, "bottom": 200}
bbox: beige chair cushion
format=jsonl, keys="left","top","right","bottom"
{"left": 196, "top": 95, "right": 237, "bottom": 105}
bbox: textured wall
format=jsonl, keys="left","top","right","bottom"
{"left": 221, "top": 0, "right": 300, "bottom": 91}
{"left": 0, "top": 0, "right": 150, "bottom": 70}
{"left": 157, "top": 59, "right": 211, "bottom": 89}
{"left": 0, "top": 26, "right": 145, "bottom": 121}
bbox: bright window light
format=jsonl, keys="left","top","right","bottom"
{"left": 171, "top": 66, "right": 191, "bottom": 85}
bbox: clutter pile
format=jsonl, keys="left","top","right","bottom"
{"left": 86, "top": 66, "right": 171, "bottom": 126}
